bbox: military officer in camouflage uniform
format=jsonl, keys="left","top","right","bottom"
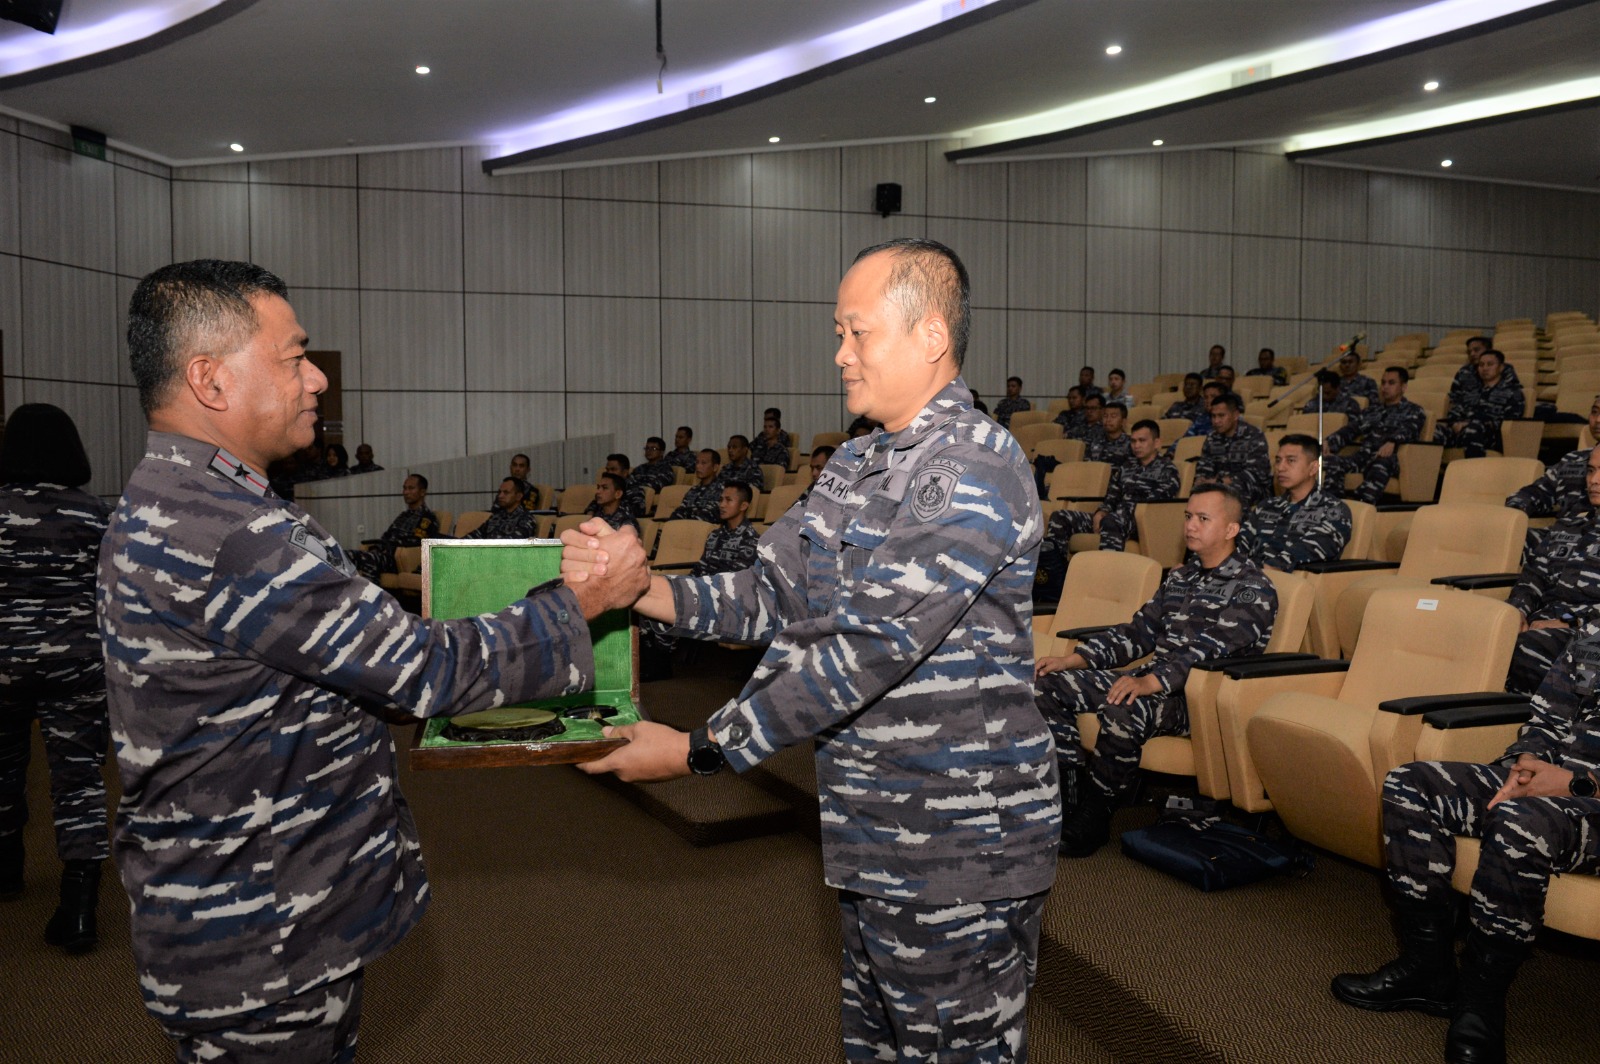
{"left": 1434, "top": 349, "right": 1525, "bottom": 457}
{"left": 602, "top": 454, "right": 649, "bottom": 516}
{"left": 1066, "top": 392, "right": 1106, "bottom": 445}
{"left": 715, "top": 435, "right": 766, "bottom": 494}
{"left": 349, "top": 473, "right": 441, "bottom": 580}
{"left": 993, "top": 375, "right": 1031, "bottom": 428}
{"left": 1238, "top": 433, "right": 1352, "bottom": 572}
{"left": 1086, "top": 400, "right": 1133, "bottom": 465}
{"left": 1301, "top": 370, "right": 1362, "bottom": 417}
{"left": 1502, "top": 448, "right": 1600, "bottom": 694}
{"left": 0, "top": 404, "right": 112, "bottom": 953}
{"left": 1335, "top": 350, "right": 1380, "bottom": 405}
{"left": 1332, "top": 618, "right": 1600, "bottom": 1064}
{"left": 508, "top": 453, "right": 542, "bottom": 510}
{"left": 101, "top": 259, "right": 648, "bottom": 1061}
{"left": 569, "top": 238, "right": 1059, "bottom": 1063}
{"left": 749, "top": 415, "right": 792, "bottom": 470}
{"left": 1195, "top": 393, "right": 1271, "bottom": 506}
{"left": 1447, "top": 335, "right": 1492, "bottom": 408}
{"left": 584, "top": 472, "right": 641, "bottom": 533}
{"left": 1246, "top": 348, "right": 1289, "bottom": 387}
{"left": 666, "top": 426, "right": 698, "bottom": 473}
{"left": 1163, "top": 373, "right": 1208, "bottom": 423}
{"left": 667, "top": 449, "right": 724, "bottom": 523}
{"left": 1035, "top": 483, "right": 1277, "bottom": 856}
{"left": 632, "top": 437, "right": 678, "bottom": 495}
{"left": 465, "top": 477, "right": 539, "bottom": 538}
{"left": 1053, "top": 386, "right": 1087, "bottom": 435}
{"left": 1320, "top": 366, "right": 1426, "bottom": 503}
{"left": 1506, "top": 397, "right": 1600, "bottom": 525}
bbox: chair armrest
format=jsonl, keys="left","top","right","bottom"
{"left": 360, "top": 539, "right": 381, "bottom": 548}
{"left": 1298, "top": 559, "right": 1401, "bottom": 575}
{"left": 651, "top": 562, "right": 698, "bottom": 572}
{"left": 1220, "top": 659, "right": 1351, "bottom": 681}
{"left": 1375, "top": 503, "right": 1425, "bottom": 514}
{"left": 1057, "top": 625, "right": 1112, "bottom": 640}
{"left": 1431, "top": 573, "right": 1521, "bottom": 590}
{"left": 1054, "top": 495, "right": 1107, "bottom": 503}
{"left": 1032, "top": 603, "right": 1058, "bottom": 616}
{"left": 1191, "top": 652, "right": 1317, "bottom": 674}
{"left": 1422, "top": 704, "right": 1534, "bottom": 730}
{"left": 1378, "top": 693, "right": 1527, "bottom": 716}
{"left": 529, "top": 509, "right": 558, "bottom": 515}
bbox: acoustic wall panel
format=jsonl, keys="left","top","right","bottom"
{"left": 359, "top": 148, "right": 461, "bottom": 193}
{"left": 1004, "top": 310, "right": 1085, "bottom": 398}
{"left": 753, "top": 207, "right": 840, "bottom": 304}
{"left": 660, "top": 299, "right": 752, "bottom": 392}
{"left": 1162, "top": 151, "right": 1234, "bottom": 233}
{"left": 1008, "top": 158, "right": 1087, "bottom": 226}
{"left": 172, "top": 180, "right": 251, "bottom": 263}
{"left": 358, "top": 189, "right": 463, "bottom": 291}
{"left": 1008, "top": 222, "right": 1085, "bottom": 311}
{"left": 359, "top": 290, "right": 465, "bottom": 391}
{"left": 19, "top": 137, "right": 114, "bottom": 272}
{"left": 115, "top": 166, "right": 173, "bottom": 280}
{"left": 660, "top": 204, "right": 751, "bottom": 300}
{"left": 842, "top": 141, "right": 926, "bottom": 218}
{"left": 1232, "top": 151, "right": 1301, "bottom": 239}
{"left": 249, "top": 156, "right": 356, "bottom": 187}
{"left": 464, "top": 293, "right": 565, "bottom": 391}
{"left": 660, "top": 154, "right": 752, "bottom": 207}
{"left": 463, "top": 193, "right": 563, "bottom": 294}
{"left": 563, "top": 199, "right": 659, "bottom": 297}
{"left": 564, "top": 296, "right": 660, "bottom": 392}
{"left": 250, "top": 183, "right": 358, "bottom": 288}
{"left": 753, "top": 148, "right": 841, "bottom": 212}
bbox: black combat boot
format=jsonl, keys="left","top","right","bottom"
{"left": 1058, "top": 785, "right": 1113, "bottom": 858}
{"left": 43, "top": 858, "right": 101, "bottom": 954}
{"left": 1444, "top": 931, "right": 1528, "bottom": 1064}
{"left": 1331, "top": 896, "right": 1458, "bottom": 1017}
{"left": 0, "top": 833, "right": 22, "bottom": 900}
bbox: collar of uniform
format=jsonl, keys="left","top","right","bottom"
{"left": 843, "top": 376, "right": 973, "bottom": 463}
{"left": 1188, "top": 548, "right": 1248, "bottom": 580}
{"left": 146, "top": 431, "right": 273, "bottom": 498}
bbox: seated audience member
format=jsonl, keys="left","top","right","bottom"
{"left": 1238, "top": 434, "right": 1352, "bottom": 572}
{"left": 1198, "top": 344, "right": 1226, "bottom": 379}
{"left": 1164, "top": 373, "right": 1208, "bottom": 422}
{"left": 1302, "top": 370, "right": 1362, "bottom": 417}
{"left": 508, "top": 453, "right": 541, "bottom": 510}
{"left": 1179, "top": 381, "right": 1229, "bottom": 440}
{"left": 1507, "top": 397, "right": 1600, "bottom": 525}
{"left": 604, "top": 453, "right": 648, "bottom": 516}
{"left": 632, "top": 437, "right": 677, "bottom": 494}
{"left": 1500, "top": 448, "right": 1600, "bottom": 694}
{"left": 1195, "top": 393, "right": 1271, "bottom": 506}
{"left": 1447, "top": 335, "right": 1493, "bottom": 408}
{"left": 1330, "top": 620, "right": 1600, "bottom": 1064}
{"left": 716, "top": 435, "right": 765, "bottom": 492}
{"left": 1433, "top": 349, "right": 1525, "bottom": 457}
{"left": 666, "top": 426, "right": 698, "bottom": 473}
{"left": 1066, "top": 393, "right": 1106, "bottom": 445}
{"left": 464, "top": 478, "right": 538, "bottom": 539}
{"left": 750, "top": 414, "right": 791, "bottom": 470}
{"left": 1335, "top": 349, "right": 1379, "bottom": 405}
{"left": 669, "top": 449, "right": 723, "bottom": 522}
{"left": 585, "top": 472, "right": 640, "bottom": 533}
{"left": 1213, "top": 365, "right": 1236, "bottom": 392}
{"left": 797, "top": 445, "right": 837, "bottom": 506}
{"left": 847, "top": 416, "right": 878, "bottom": 438}
{"left": 970, "top": 391, "right": 989, "bottom": 415}
{"left": 1087, "top": 400, "right": 1132, "bottom": 465}
{"left": 1246, "top": 348, "right": 1289, "bottom": 387}
{"left": 1321, "top": 366, "right": 1426, "bottom": 503}
{"left": 1036, "top": 419, "right": 1180, "bottom": 598}
{"left": 1034, "top": 484, "right": 1277, "bottom": 856}
{"left": 1103, "top": 369, "right": 1129, "bottom": 407}
{"left": 321, "top": 443, "right": 351, "bottom": 478}
{"left": 1077, "top": 365, "right": 1103, "bottom": 401}
{"left": 993, "top": 376, "right": 1031, "bottom": 428}
{"left": 1054, "top": 386, "right": 1087, "bottom": 435}
{"left": 350, "top": 474, "right": 440, "bottom": 580}
{"left": 351, "top": 443, "right": 382, "bottom": 474}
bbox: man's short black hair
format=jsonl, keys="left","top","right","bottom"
{"left": 1278, "top": 433, "right": 1322, "bottom": 459}
{"left": 1006, "top": 375, "right": 1022, "bottom": 386}
{"left": 1217, "top": 364, "right": 1234, "bottom": 375}
{"left": 1102, "top": 400, "right": 1127, "bottom": 418}
{"left": 127, "top": 259, "right": 291, "bottom": 417}
{"left": 676, "top": 425, "right": 693, "bottom": 439}
{"left": 597, "top": 472, "right": 626, "bottom": 492}
{"left": 1315, "top": 369, "right": 1341, "bottom": 387}
{"left": 728, "top": 434, "right": 750, "bottom": 448}
{"left": 0, "top": 403, "right": 92, "bottom": 487}
{"left": 1202, "top": 381, "right": 1227, "bottom": 398}
{"left": 764, "top": 407, "right": 782, "bottom": 423}
{"left": 1083, "top": 393, "right": 1104, "bottom": 408}
{"left": 852, "top": 237, "right": 971, "bottom": 369}
{"left": 606, "top": 452, "right": 631, "bottom": 470}
{"left": 1184, "top": 372, "right": 1204, "bottom": 384}
{"left": 1467, "top": 335, "right": 1491, "bottom": 349}
{"left": 646, "top": 436, "right": 665, "bottom": 450}
{"left": 812, "top": 445, "right": 836, "bottom": 460}
{"left": 407, "top": 473, "right": 429, "bottom": 492}
{"left": 1131, "top": 419, "right": 1160, "bottom": 437}
{"left": 1383, "top": 365, "right": 1410, "bottom": 383}
{"left": 1481, "top": 349, "right": 1506, "bottom": 365}
{"left": 1067, "top": 386, "right": 1083, "bottom": 398}
{"left": 699, "top": 448, "right": 722, "bottom": 466}
{"left": 512, "top": 452, "right": 530, "bottom": 464}
{"left": 501, "top": 477, "right": 529, "bottom": 499}
{"left": 1109, "top": 368, "right": 1126, "bottom": 380}
{"left": 1259, "top": 348, "right": 1275, "bottom": 358}
{"left": 722, "top": 481, "right": 754, "bottom": 506}
{"left": 1190, "top": 481, "right": 1246, "bottom": 522}
{"left": 1209, "top": 392, "right": 1245, "bottom": 413}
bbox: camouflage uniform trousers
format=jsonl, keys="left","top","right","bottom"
{"left": 839, "top": 890, "right": 1046, "bottom": 1063}
{"left": 1034, "top": 669, "right": 1186, "bottom": 802}
{"left": 1035, "top": 508, "right": 1134, "bottom": 601}
{"left": 0, "top": 657, "right": 109, "bottom": 861}
{"left": 162, "top": 968, "right": 362, "bottom": 1064}
{"left": 1323, "top": 450, "right": 1399, "bottom": 504}
{"left": 1382, "top": 760, "right": 1600, "bottom": 944}
{"left": 349, "top": 543, "right": 395, "bottom": 581}
{"left": 1432, "top": 420, "right": 1503, "bottom": 457}
{"left": 1507, "top": 625, "right": 1579, "bottom": 695}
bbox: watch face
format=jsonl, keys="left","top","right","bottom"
{"left": 1572, "top": 772, "right": 1598, "bottom": 798}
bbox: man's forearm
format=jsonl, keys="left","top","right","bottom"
{"left": 633, "top": 574, "right": 677, "bottom": 623}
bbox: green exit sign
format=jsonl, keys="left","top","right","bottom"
{"left": 69, "top": 125, "right": 106, "bottom": 161}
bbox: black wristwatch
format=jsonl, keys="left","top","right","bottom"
{"left": 687, "top": 727, "right": 726, "bottom": 776}
{"left": 1570, "top": 770, "right": 1597, "bottom": 798}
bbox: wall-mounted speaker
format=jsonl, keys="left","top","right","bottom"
{"left": 0, "top": 0, "right": 64, "bottom": 34}
{"left": 874, "top": 183, "right": 902, "bottom": 219}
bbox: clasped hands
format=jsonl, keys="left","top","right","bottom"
{"left": 1035, "top": 653, "right": 1162, "bottom": 704}
{"left": 1487, "top": 753, "right": 1578, "bottom": 808}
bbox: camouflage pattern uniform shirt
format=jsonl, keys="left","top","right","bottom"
{"left": 1337, "top": 373, "right": 1379, "bottom": 404}
{"left": 669, "top": 483, "right": 722, "bottom": 524}
{"left": 666, "top": 447, "right": 697, "bottom": 474}
{"left": 1087, "top": 431, "right": 1132, "bottom": 466}
{"left": 631, "top": 459, "right": 678, "bottom": 495}
{"left": 465, "top": 503, "right": 538, "bottom": 539}
{"left": 1238, "top": 490, "right": 1352, "bottom": 572}
{"left": 667, "top": 378, "right": 1060, "bottom": 903}
{"left": 583, "top": 502, "right": 641, "bottom": 534}
{"left": 97, "top": 432, "right": 595, "bottom": 1022}
{"left": 1507, "top": 446, "right": 1593, "bottom": 521}
{"left": 1301, "top": 393, "right": 1362, "bottom": 417}
{"left": 1163, "top": 397, "right": 1207, "bottom": 423}
{"left": 716, "top": 458, "right": 766, "bottom": 494}
{"left": 1504, "top": 510, "right": 1600, "bottom": 692}
{"left": 992, "top": 396, "right": 1031, "bottom": 428}
{"left": 690, "top": 522, "right": 760, "bottom": 577}
{"left": 1195, "top": 422, "right": 1272, "bottom": 505}
{"left": 749, "top": 436, "right": 791, "bottom": 471}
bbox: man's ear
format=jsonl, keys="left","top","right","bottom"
{"left": 920, "top": 314, "right": 950, "bottom": 365}
{"left": 184, "top": 354, "right": 230, "bottom": 413}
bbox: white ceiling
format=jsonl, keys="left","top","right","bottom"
{"left": 0, "top": 0, "right": 1595, "bottom": 191}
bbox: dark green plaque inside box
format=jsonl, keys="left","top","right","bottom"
{"left": 409, "top": 540, "right": 641, "bottom": 769}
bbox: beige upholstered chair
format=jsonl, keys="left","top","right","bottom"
{"left": 650, "top": 520, "right": 715, "bottom": 570}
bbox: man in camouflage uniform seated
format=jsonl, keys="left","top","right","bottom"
{"left": 632, "top": 436, "right": 678, "bottom": 494}
{"left": 584, "top": 472, "right": 641, "bottom": 534}
{"left": 1335, "top": 349, "right": 1379, "bottom": 405}
{"left": 1332, "top": 619, "right": 1600, "bottom": 1064}
{"left": 465, "top": 477, "right": 538, "bottom": 538}
{"left": 1507, "top": 396, "right": 1600, "bottom": 526}
{"left": 1302, "top": 369, "right": 1362, "bottom": 417}
{"left": 1320, "top": 366, "right": 1426, "bottom": 503}
{"left": 1164, "top": 372, "right": 1208, "bottom": 423}
{"left": 1434, "top": 349, "right": 1525, "bottom": 457}
{"left": 668, "top": 449, "right": 724, "bottom": 523}
{"left": 993, "top": 375, "right": 1031, "bottom": 428}
{"left": 1086, "top": 399, "right": 1133, "bottom": 465}
{"left": 749, "top": 414, "right": 791, "bottom": 471}
{"left": 666, "top": 426, "right": 698, "bottom": 473}
{"left": 1246, "top": 347, "right": 1289, "bottom": 387}
{"left": 715, "top": 434, "right": 765, "bottom": 494}
{"left": 1195, "top": 392, "right": 1271, "bottom": 506}
{"left": 1035, "top": 483, "right": 1277, "bottom": 856}
{"left": 602, "top": 454, "right": 649, "bottom": 517}
{"left": 1238, "top": 433, "right": 1352, "bottom": 571}
{"left": 350, "top": 473, "right": 441, "bottom": 580}
{"left": 1053, "top": 385, "right": 1087, "bottom": 435}
{"left": 1502, "top": 447, "right": 1600, "bottom": 694}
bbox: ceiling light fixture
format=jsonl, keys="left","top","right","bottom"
{"left": 768, "top": 136, "right": 781, "bottom": 143}
{"left": 1441, "top": 158, "right": 1453, "bottom": 167}
{"left": 924, "top": 96, "right": 937, "bottom": 103}
{"left": 229, "top": 143, "right": 243, "bottom": 152}
{"left": 1423, "top": 79, "right": 1439, "bottom": 91}
{"left": 415, "top": 65, "right": 430, "bottom": 75}
{"left": 1105, "top": 44, "right": 1122, "bottom": 55}
{"left": 1151, "top": 139, "right": 1164, "bottom": 146}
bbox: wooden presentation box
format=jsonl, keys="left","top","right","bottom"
{"left": 409, "top": 539, "right": 640, "bottom": 770}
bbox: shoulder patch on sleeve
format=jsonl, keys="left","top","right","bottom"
{"left": 910, "top": 456, "right": 968, "bottom": 522}
{"left": 288, "top": 522, "right": 348, "bottom": 572}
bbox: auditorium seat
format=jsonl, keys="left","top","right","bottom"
{"left": 1010, "top": 410, "right": 1054, "bottom": 429}
{"left": 1376, "top": 455, "right": 1542, "bottom": 561}
{"left": 1033, "top": 438, "right": 1084, "bottom": 466}
{"left": 1011, "top": 421, "right": 1063, "bottom": 459}
{"left": 1132, "top": 501, "right": 1187, "bottom": 571}
{"left": 1453, "top": 837, "right": 1600, "bottom": 940}
{"left": 556, "top": 484, "right": 597, "bottom": 515}
{"left": 651, "top": 520, "right": 715, "bottom": 571}
{"left": 1045, "top": 460, "right": 1112, "bottom": 504}
{"left": 759, "top": 464, "right": 785, "bottom": 492}
{"left": 453, "top": 510, "right": 490, "bottom": 538}
{"left": 654, "top": 483, "right": 691, "bottom": 518}
{"left": 761, "top": 482, "right": 806, "bottom": 526}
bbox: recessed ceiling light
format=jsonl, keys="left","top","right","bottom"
{"left": 924, "top": 96, "right": 936, "bottom": 104}
{"left": 229, "top": 143, "right": 243, "bottom": 152}
{"left": 1105, "top": 44, "right": 1122, "bottom": 55}
{"left": 415, "top": 65, "right": 431, "bottom": 75}
{"left": 1440, "top": 158, "right": 1453, "bottom": 168}
{"left": 768, "top": 136, "right": 780, "bottom": 143}
{"left": 1423, "top": 79, "right": 1439, "bottom": 91}
{"left": 1151, "top": 138, "right": 1164, "bottom": 146}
